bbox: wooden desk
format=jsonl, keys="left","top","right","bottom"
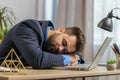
{"left": 0, "top": 66, "right": 120, "bottom": 80}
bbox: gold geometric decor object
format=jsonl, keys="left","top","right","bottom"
{"left": 0, "top": 49, "right": 27, "bottom": 74}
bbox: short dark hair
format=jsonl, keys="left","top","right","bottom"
{"left": 65, "top": 27, "right": 85, "bottom": 52}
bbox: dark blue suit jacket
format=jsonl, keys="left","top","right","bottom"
{"left": 0, "top": 19, "right": 64, "bottom": 69}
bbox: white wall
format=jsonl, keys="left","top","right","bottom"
{"left": 0, "top": 0, "right": 37, "bottom": 23}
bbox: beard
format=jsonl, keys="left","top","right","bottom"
{"left": 44, "top": 33, "right": 59, "bottom": 54}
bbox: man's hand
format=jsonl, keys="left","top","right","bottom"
{"left": 67, "top": 54, "right": 80, "bottom": 66}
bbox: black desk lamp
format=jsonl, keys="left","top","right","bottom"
{"left": 97, "top": 8, "right": 120, "bottom": 32}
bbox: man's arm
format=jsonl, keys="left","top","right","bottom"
{"left": 62, "top": 52, "right": 85, "bottom": 66}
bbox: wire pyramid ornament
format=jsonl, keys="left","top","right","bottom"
{"left": 0, "top": 48, "right": 27, "bottom": 74}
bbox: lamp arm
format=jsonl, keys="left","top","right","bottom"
{"left": 110, "top": 7, "right": 120, "bottom": 20}
{"left": 112, "top": 16, "right": 120, "bottom": 20}
{"left": 111, "top": 7, "right": 120, "bottom": 12}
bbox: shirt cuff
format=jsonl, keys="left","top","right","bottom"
{"left": 62, "top": 54, "right": 72, "bottom": 66}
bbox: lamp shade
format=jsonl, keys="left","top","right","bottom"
{"left": 97, "top": 17, "right": 113, "bottom": 32}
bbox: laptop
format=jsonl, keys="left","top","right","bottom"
{"left": 52, "top": 37, "right": 112, "bottom": 71}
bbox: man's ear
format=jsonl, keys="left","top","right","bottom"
{"left": 57, "top": 27, "right": 65, "bottom": 33}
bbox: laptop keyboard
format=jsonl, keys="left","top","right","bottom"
{"left": 65, "top": 64, "right": 90, "bottom": 70}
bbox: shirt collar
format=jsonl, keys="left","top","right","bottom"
{"left": 45, "top": 26, "right": 52, "bottom": 41}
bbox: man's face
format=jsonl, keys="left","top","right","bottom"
{"left": 45, "top": 33, "right": 76, "bottom": 54}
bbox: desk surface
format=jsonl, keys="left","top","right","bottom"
{"left": 0, "top": 66, "right": 120, "bottom": 80}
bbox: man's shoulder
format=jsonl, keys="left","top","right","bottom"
{"left": 20, "top": 19, "right": 54, "bottom": 28}
{"left": 21, "top": 19, "right": 39, "bottom": 25}
{"left": 18, "top": 19, "right": 54, "bottom": 33}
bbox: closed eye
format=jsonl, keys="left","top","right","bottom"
{"left": 62, "top": 38, "right": 67, "bottom": 47}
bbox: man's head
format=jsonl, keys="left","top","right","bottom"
{"left": 45, "top": 27, "right": 85, "bottom": 54}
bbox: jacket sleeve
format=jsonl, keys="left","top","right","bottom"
{"left": 13, "top": 23, "right": 64, "bottom": 69}
{"left": 75, "top": 52, "right": 85, "bottom": 64}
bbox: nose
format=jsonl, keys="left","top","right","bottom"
{"left": 58, "top": 46, "right": 64, "bottom": 51}
{"left": 58, "top": 46, "right": 65, "bottom": 53}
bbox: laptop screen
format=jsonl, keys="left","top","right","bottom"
{"left": 89, "top": 37, "right": 112, "bottom": 70}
